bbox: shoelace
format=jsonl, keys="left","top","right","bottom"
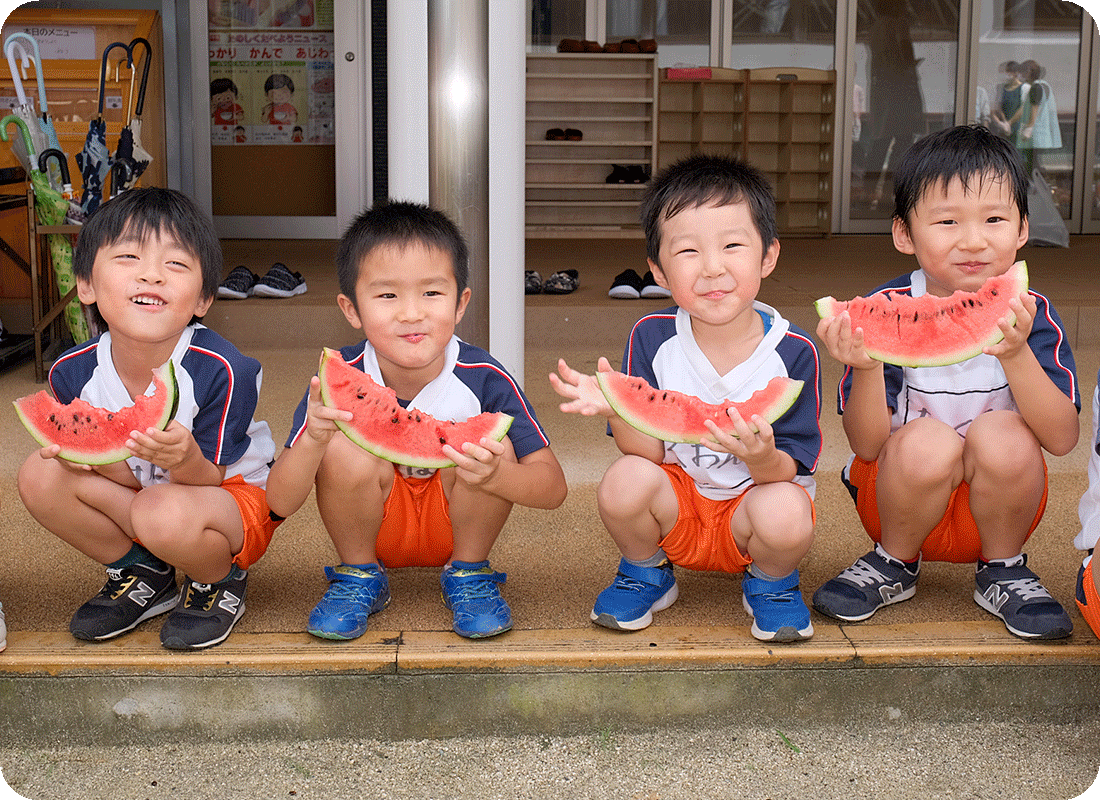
{"left": 837, "top": 558, "right": 893, "bottom": 587}
{"left": 993, "top": 576, "right": 1053, "bottom": 601}
{"left": 751, "top": 588, "right": 799, "bottom": 605}
{"left": 326, "top": 578, "right": 382, "bottom": 605}
{"left": 184, "top": 583, "right": 218, "bottom": 612}
{"left": 448, "top": 571, "right": 505, "bottom": 602}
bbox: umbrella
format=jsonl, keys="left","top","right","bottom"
{"left": 1, "top": 115, "right": 89, "bottom": 344}
{"left": 38, "top": 148, "right": 84, "bottom": 224}
{"left": 4, "top": 33, "right": 63, "bottom": 189}
{"left": 3, "top": 35, "right": 49, "bottom": 177}
{"left": 113, "top": 37, "right": 153, "bottom": 191}
{"left": 76, "top": 41, "right": 130, "bottom": 216}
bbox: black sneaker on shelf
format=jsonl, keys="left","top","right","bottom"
{"left": 640, "top": 270, "right": 671, "bottom": 298}
{"left": 608, "top": 268, "right": 644, "bottom": 299}
{"left": 160, "top": 566, "right": 248, "bottom": 650}
{"left": 216, "top": 265, "right": 259, "bottom": 299}
{"left": 252, "top": 262, "right": 308, "bottom": 298}
{"left": 70, "top": 561, "right": 178, "bottom": 641}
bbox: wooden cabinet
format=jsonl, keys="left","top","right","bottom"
{"left": 657, "top": 67, "right": 745, "bottom": 171}
{"left": 525, "top": 53, "right": 657, "bottom": 237}
{"left": 745, "top": 67, "right": 835, "bottom": 236}
{"left": 656, "top": 65, "right": 835, "bottom": 236}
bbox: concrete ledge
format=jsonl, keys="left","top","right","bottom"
{"left": 1, "top": 623, "right": 1099, "bottom": 745}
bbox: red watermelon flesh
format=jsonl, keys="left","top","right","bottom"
{"left": 814, "top": 261, "right": 1028, "bottom": 368}
{"left": 13, "top": 361, "right": 179, "bottom": 465}
{"left": 317, "top": 348, "right": 514, "bottom": 469}
{"left": 596, "top": 370, "right": 804, "bottom": 444}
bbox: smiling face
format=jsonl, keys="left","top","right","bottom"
{"left": 77, "top": 229, "right": 212, "bottom": 359}
{"left": 892, "top": 172, "right": 1029, "bottom": 296}
{"left": 650, "top": 199, "right": 779, "bottom": 340}
{"left": 337, "top": 241, "right": 470, "bottom": 394}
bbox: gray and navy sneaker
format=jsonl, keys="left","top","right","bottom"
{"left": 974, "top": 555, "right": 1072, "bottom": 640}
{"left": 70, "top": 561, "right": 178, "bottom": 641}
{"left": 253, "top": 262, "right": 307, "bottom": 297}
{"left": 216, "top": 265, "right": 259, "bottom": 299}
{"left": 160, "top": 566, "right": 248, "bottom": 650}
{"left": 812, "top": 545, "right": 919, "bottom": 622}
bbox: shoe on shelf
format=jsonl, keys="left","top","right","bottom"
{"left": 640, "top": 270, "right": 671, "bottom": 298}
{"left": 525, "top": 270, "right": 543, "bottom": 295}
{"left": 308, "top": 564, "right": 391, "bottom": 640}
{"left": 545, "top": 128, "right": 565, "bottom": 141}
{"left": 606, "top": 164, "right": 632, "bottom": 184}
{"left": 591, "top": 557, "right": 678, "bottom": 631}
{"left": 608, "top": 268, "right": 644, "bottom": 299}
{"left": 542, "top": 269, "right": 579, "bottom": 294}
{"left": 557, "top": 38, "right": 583, "bottom": 53}
{"left": 742, "top": 570, "right": 813, "bottom": 642}
{"left": 216, "top": 265, "right": 259, "bottom": 299}
{"left": 160, "top": 566, "right": 248, "bottom": 650}
{"left": 974, "top": 555, "right": 1072, "bottom": 640}
{"left": 811, "top": 546, "right": 919, "bottom": 622}
{"left": 70, "top": 561, "right": 178, "bottom": 641}
{"left": 628, "top": 164, "right": 650, "bottom": 183}
{"left": 441, "top": 560, "right": 512, "bottom": 638}
{"left": 564, "top": 128, "right": 583, "bottom": 141}
{"left": 253, "top": 262, "right": 308, "bottom": 298}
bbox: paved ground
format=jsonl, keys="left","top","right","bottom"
{"left": 1, "top": 719, "right": 1099, "bottom": 800}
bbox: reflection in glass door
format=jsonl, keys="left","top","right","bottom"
{"left": 849, "top": 0, "right": 960, "bottom": 222}
{"left": 973, "top": 0, "right": 1082, "bottom": 222}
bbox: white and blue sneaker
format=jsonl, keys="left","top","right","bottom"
{"left": 591, "top": 558, "right": 678, "bottom": 631}
{"left": 742, "top": 570, "right": 813, "bottom": 642}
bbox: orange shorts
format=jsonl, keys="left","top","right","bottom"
{"left": 222, "top": 474, "right": 282, "bottom": 569}
{"left": 1078, "top": 559, "right": 1100, "bottom": 640}
{"left": 844, "top": 456, "right": 1047, "bottom": 564}
{"left": 656, "top": 463, "right": 815, "bottom": 573}
{"left": 375, "top": 466, "right": 454, "bottom": 568}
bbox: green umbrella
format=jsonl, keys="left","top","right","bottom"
{"left": 1, "top": 114, "right": 89, "bottom": 344}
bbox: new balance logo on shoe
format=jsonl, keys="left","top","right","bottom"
{"left": 981, "top": 584, "right": 1010, "bottom": 613}
{"left": 878, "top": 582, "right": 908, "bottom": 604}
{"left": 128, "top": 581, "right": 159, "bottom": 608}
{"left": 218, "top": 592, "right": 242, "bottom": 615}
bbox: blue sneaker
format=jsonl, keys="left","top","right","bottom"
{"left": 440, "top": 560, "right": 512, "bottom": 638}
{"left": 591, "top": 558, "right": 678, "bottom": 631}
{"left": 742, "top": 570, "right": 814, "bottom": 642}
{"left": 307, "top": 564, "right": 390, "bottom": 640}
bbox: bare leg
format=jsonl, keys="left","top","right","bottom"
{"left": 314, "top": 434, "right": 394, "bottom": 565}
{"left": 596, "top": 454, "right": 679, "bottom": 561}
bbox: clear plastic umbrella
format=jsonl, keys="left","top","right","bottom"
{"left": 76, "top": 41, "right": 130, "bottom": 216}
{"left": 4, "top": 32, "right": 62, "bottom": 189}
{"left": 1, "top": 115, "right": 89, "bottom": 343}
{"left": 3, "top": 35, "right": 48, "bottom": 177}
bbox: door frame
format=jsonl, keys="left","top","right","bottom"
{"left": 188, "top": 0, "right": 369, "bottom": 239}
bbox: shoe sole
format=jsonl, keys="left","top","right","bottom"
{"left": 608, "top": 287, "right": 641, "bottom": 299}
{"left": 742, "top": 594, "right": 814, "bottom": 642}
{"left": 216, "top": 288, "right": 251, "bottom": 299}
{"left": 71, "top": 591, "right": 180, "bottom": 642}
{"left": 252, "top": 283, "right": 307, "bottom": 298}
{"left": 590, "top": 582, "right": 679, "bottom": 631}
{"left": 811, "top": 582, "right": 917, "bottom": 622}
{"left": 973, "top": 589, "right": 1073, "bottom": 640}
{"left": 640, "top": 287, "right": 671, "bottom": 298}
{"left": 160, "top": 603, "right": 246, "bottom": 651}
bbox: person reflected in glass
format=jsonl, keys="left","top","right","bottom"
{"left": 1016, "top": 60, "right": 1061, "bottom": 176}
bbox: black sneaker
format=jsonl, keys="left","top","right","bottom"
{"left": 216, "top": 265, "right": 259, "bottom": 299}
{"left": 160, "top": 567, "right": 248, "bottom": 650}
{"left": 608, "top": 268, "right": 644, "bottom": 299}
{"left": 70, "top": 562, "right": 178, "bottom": 641}
{"left": 811, "top": 546, "right": 919, "bottom": 622}
{"left": 974, "top": 555, "right": 1072, "bottom": 640}
{"left": 640, "top": 270, "right": 671, "bottom": 298}
{"left": 252, "top": 262, "right": 307, "bottom": 298}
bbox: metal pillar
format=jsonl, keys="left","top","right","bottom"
{"left": 427, "top": 0, "right": 489, "bottom": 349}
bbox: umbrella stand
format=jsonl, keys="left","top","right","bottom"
{"left": 2, "top": 115, "right": 89, "bottom": 345}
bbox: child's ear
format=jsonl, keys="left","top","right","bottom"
{"left": 892, "top": 217, "right": 916, "bottom": 255}
{"left": 760, "top": 238, "right": 780, "bottom": 279}
{"left": 1016, "top": 215, "right": 1030, "bottom": 250}
{"left": 336, "top": 293, "right": 363, "bottom": 330}
{"left": 453, "top": 286, "right": 472, "bottom": 325}
{"left": 194, "top": 293, "right": 215, "bottom": 318}
{"left": 648, "top": 258, "right": 668, "bottom": 288}
{"left": 76, "top": 276, "right": 96, "bottom": 306}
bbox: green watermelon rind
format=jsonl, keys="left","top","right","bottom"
{"left": 317, "top": 347, "right": 514, "bottom": 469}
{"left": 814, "top": 261, "right": 1029, "bottom": 368}
{"left": 596, "top": 370, "right": 804, "bottom": 445}
{"left": 13, "top": 360, "right": 178, "bottom": 465}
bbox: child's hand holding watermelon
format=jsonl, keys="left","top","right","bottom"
{"left": 550, "top": 357, "right": 617, "bottom": 419}
{"left": 982, "top": 291, "right": 1034, "bottom": 361}
{"left": 302, "top": 375, "right": 353, "bottom": 446}
{"left": 814, "top": 311, "right": 880, "bottom": 373}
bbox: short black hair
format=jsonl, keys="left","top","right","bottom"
{"left": 335, "top": 200, "right": 469, "bottom": 307}
{"left": 210, "top": 77, "right": 238, "bottom": 97}
{"left": 264, "top": 74, "right": 294, "bottom": 93}
{"left": 640, "top": 153, "right": 778, "bottom": 267}
{"left": 893, "top": 125, "right": 1028, "bottom": 225}
{"left": 73, "top": 187, "right": 223, "bottom": 329}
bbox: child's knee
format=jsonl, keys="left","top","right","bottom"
{"left": 965, "top": 411, "right": 1041, "bottom": 479}
{"left": 317, "top": 438, "right": 392, "bottom": 494}
{"left": 129, "top": 484, "right": 185, "bottom": 544}
{"left": 17, "top": 453, "right": 66, "bottom": 509}
{"left": 882, "top": 419, "right": 963, "bottom": 481}
{"left": 597, "top": 455, "right": 664, "bottom": 513}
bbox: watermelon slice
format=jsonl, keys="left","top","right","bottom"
{"left": 317, "top": 347, "right": 514, "bottom": 469}
{"left": 13, "top": 361, "right": 179, "bottom": 465}
{"left": 596, "top": 370, "right": 804, "bottom": 444}
{"left": 814, "top": 261, "right": 1029, "bottom": 368}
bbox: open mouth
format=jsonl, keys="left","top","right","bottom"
{"left": 131, "top": 294, "right": 166, "bottom": 307}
